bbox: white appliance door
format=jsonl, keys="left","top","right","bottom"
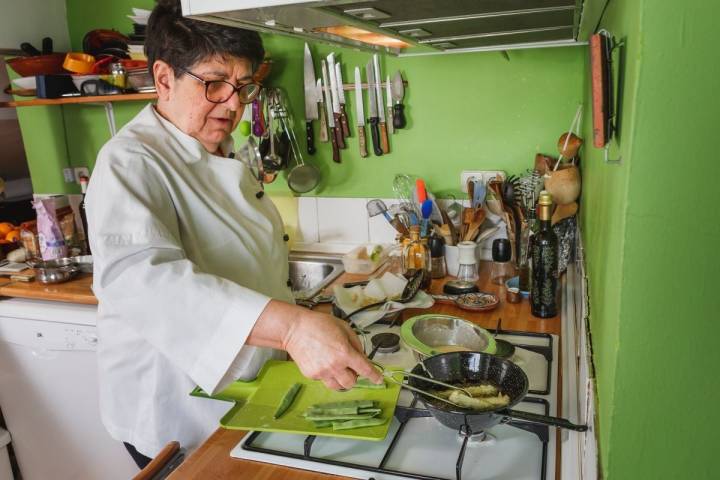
{"left": 0, "top": 304, "right": 137, "bottom": 480}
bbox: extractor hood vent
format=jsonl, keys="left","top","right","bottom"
{"left": 182, "top": 0, "right": 585, "bottom": 55}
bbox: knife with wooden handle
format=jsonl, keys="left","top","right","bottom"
{"left": 354, "top": 66, "right": 368, "bottom": 158}
{"left": 386, "top": 75, "right": 394, "bottom": 135}
{"left": 335, "top": 62, "right": 351, "bottom": 138}
{"left": 317, "top": 79, "right": 328, "bottom": 142}
{"left": 327, "top": 53, "right": 346, "bottom": 149}
{"left": 373, "top": 54, "right": 390, "bottom": 154}
{"left": 321, "top": 60, "right": 340, "bottom": 163}
{"left": 366, "top": 60, "right": 382, "bottom": 156}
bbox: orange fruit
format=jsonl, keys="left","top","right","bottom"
{"left": 0, "top": 222, "right": 15, "bottom": 236}
{"left": 5, "top": 230, "right": 20, "bottom": 243}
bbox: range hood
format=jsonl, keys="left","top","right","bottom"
{"left": 181, "top": 0, "right": 586, "bottom": 56}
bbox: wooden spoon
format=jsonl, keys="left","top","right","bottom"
{"left": 461, "top": 207, "right": 475, "bottom": 240}
{"left": 464, "top": 208, "right": 487, "bottom": 242}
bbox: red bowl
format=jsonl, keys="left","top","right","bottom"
{"left": 6, "top": 53, "right": 67, "bottom": 77}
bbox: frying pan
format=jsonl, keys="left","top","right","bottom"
{"left": 408, "top": 352, "right": 587, "bottom": 433}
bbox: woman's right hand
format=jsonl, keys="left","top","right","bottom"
{"left": 247, "top": 300, "right": 383, "bottom": 390}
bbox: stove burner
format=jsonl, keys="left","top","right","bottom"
{"left": 458, "top": 424, "right": 486, "bottom": 440}
{"left": 370, "top": 332, "right": 400, "bottom": 354}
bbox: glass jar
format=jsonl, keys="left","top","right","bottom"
{"left": 402, "top": 226, "right": 431, "bottom": 286}
{"left": 109, "top": 62, "right": 127, "bottom": 89}
{"left": 456, "top": 241, "right": 479, "bottom": 282}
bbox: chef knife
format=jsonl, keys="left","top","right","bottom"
{"left": 391, "top": 70, "right": 407, "bottom": 129}
{"left": 321, "top": 60, "right": 340, "bottom": 163}
{"left": 373, "top": 54, "right": 390, "bottom": 154}
{"left": 334, "top": 61, "right": 351, "bottom": 138}
{"left": 326, "top": 53, "right": 346, "bottom": 149}
{"left": 303, "top": 43, "right": 318, "bottom": 154}
{"left": 317, "top": 78, "right": 328, "bottom": 143}
{"left": 354, "top": 66, "right": 368, "bottom": 158}
{"left": 365, "top": 60, "right": 382, "bottom": 156}
{"left": 386, "top": 75, "right": 394, "bottom": 135}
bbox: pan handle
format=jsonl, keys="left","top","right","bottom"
{"left": 502, "top": 409, "right": 588, "bottom": 432}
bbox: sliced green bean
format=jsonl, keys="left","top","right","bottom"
{"left": 274, "top": 383, "right": 302, "bottom": 419}
{"left": 312, "top": 420, "right": 334, "bottom": 428}
{"left": 304, "top": 406, "right": 359, "bottom": 416}
{"left": 304, "top": 412, "right": 378, "bottom": 421}
{"left": 357, "top": 407, "right": 382, "bottom": 415}
{"left": 353, "top": 378, "right": 387, "bottom": 389}
{"left": 332, "top": 417, "right": 388, "bottom": 431}
{"left": 312, "top": 400, "right": 376, "bottom": 410}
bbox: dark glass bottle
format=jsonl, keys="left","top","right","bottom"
{"left": 531, "top": 191, "right": 558, "bottom": 318}
{"left": 79, "top": 175, "right": 91, "bottom": 254}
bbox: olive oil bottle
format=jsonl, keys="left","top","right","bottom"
{"left": 531, "top": 191, "right": 558, "bottom": 318}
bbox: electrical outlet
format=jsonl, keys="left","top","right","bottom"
{"left": 74, "top": 167, "right": 90, "bottom": 183}
{"left": 63, "top": 168, "right": 75, "bottom": 183}
{"left": 460, "top": 170, "right": 505, "bottom": 190}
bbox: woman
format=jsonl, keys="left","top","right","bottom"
{"left": 86, "top": 0, "right": 380, "bottom": 468}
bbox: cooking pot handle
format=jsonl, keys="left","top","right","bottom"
{"left": 502, "top": 409, "right": 588, "bottom": 432}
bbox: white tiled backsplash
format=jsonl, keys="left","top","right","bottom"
{"left": 293, "top": 197, "right": 507, "bottom": 260}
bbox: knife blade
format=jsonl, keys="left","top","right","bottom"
{"left": 366, "top": 60, "right": 382, "bottom": 156}
{"left": 391, "top": 70, "right": 407, "bottom": 129}
{"left": 335, "top": 62, "right": 351, "bottom": 139}
{"left": 317, "top": 78, "right": 328, "bottom": 143}
{"left": 321, "top": 60, "right": 340, "bottom": 163}
{"left": 354, "top": 66, "right": 368, "bottom": 158}
{"left": 386, "top": 74, "right": 394, "bottom": 135}
{"left": 373, "top": 54, "right": 390, "bottom": 154}
{"left": 326, "top": 53, "right": 346, "bottom": 149}
{"left": 303, "top": 43, "right": 318, "bottom": 154}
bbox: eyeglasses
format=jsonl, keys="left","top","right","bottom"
{"left": 182, "top": 70, "right": 262, "bottom": 104}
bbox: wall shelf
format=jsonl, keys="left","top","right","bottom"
{"left": 0, "top": 92, "right": 157, "bottom": 108}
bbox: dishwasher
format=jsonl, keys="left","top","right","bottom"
{"left": 0, "top": 298, "right": 137, "bottom": 480}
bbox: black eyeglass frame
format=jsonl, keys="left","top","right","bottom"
{"left": 181, "top": 69, "right": 262, "bottom": 104}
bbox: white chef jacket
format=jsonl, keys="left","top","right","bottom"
{"left": 86, "top": 104, "right": 293, "bottom": 458}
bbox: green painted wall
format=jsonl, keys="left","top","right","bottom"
{"left": 581, "top": 0, "right": 720, "bottom": 478}
{"left": 17, "top": 0, "right": 584, "bottom": 197}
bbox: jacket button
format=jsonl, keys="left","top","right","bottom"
{"left": 256, "top": 191, "right": 265, "bottom": 199}
{"left": 283, "top": 234, "right": 289, "bottom": 242}
{"left": 286, "top": 279, "right": 293, "bottom": 287}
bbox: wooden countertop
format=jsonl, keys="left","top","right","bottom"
{"left": 169, "top": 261, "right": 560, "bottom": 480}
{"left": 0, "top": 273, "right": 97, "bottom": 305}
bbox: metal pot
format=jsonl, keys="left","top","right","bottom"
{"left": 408, "top": 351, "right": 587, "bottom": 433}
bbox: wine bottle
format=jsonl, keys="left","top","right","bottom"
{"left": 79, "top": 175, "right": 91, "bottom": 255}
{"left": 531, "top": 191, "right": 558, "bottom": 318}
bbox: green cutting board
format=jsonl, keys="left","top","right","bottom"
{"left": 191, "top": 360, "right": 401, "bottom": 441}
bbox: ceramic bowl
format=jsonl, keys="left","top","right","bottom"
{"left": 505, "top": 276, "right": 530, "bottom": 298}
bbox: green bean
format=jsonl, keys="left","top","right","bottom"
{"left": 312, "top": 400, "right": 376, "bottom": 410}
{"left": 304, "top": 412, "right": 378, "bottom": 421}
{"left": 353, "top": 378, "right": 387, "bottom": 389}
{"left": 312, "top": 420, "right": 333, "bottom": 428}
{"left": 357, "top": 407, "right": 382, "bottom": 415}
{"left": 304, "top": 407, "right": 359, "bottom": 416}
{"left": 332, "top": 417, "right": 388, "bottom": 431}
{"left": 274, "top": 383, "right": 302, "bottom": 419}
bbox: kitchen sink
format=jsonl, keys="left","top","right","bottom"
{"left": 288, "top": 253, "right": 344, "bottom": 300}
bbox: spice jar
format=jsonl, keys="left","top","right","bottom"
{"left": 402, "top": 226, "right": 431, "bottom": 288}
{"left": 109, "top": 62, "right": 127, "bottom": 89}
{"left": 429, "top": 234, "right": 447, "bottom": 279}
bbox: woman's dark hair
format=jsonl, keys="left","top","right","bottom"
{"left": 145, "top": 0, "right": 264, "bottom": 77}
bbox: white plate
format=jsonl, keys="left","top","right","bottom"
{"left": 11, "top": 77, "right": 36, "bottom": 90}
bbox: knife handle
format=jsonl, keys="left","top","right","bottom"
{"left": 333, "top": 113, "right": 346, "bottom": 149}
{"left": 387, "top": 106, "right": 395, "bottom": 135}
{"left": 379, "top": 121, "right": 390, "bottom": 154}
{"left": 305, "top": 121, "right": 316, "bottom": 155}
{"left": 319, "top": 104, "right": 329, "bottom": 143}
{"left": 358, "top": 125, "right": 368, "bottom": 158}
{"left": 330, "top": 127, "right": 341, "bottom": 163}
{"left": 252, "top": 99, "right": 264, "bottom": 137}
{"left": 339, "top": 104, "right": 351, "bottom": 138}
{"left": 369, "top": 117, "right": 382, "bottom": 156}
{"left": 393, "top": 103, "right": 407, "bottom": 129}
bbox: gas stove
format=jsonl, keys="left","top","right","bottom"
{"left": 231, "top": 319, "right": 559, "bottom": 480}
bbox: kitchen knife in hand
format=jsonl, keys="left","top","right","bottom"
{"left": 366, "top": 60, "right": 382, "bottom": 156}
{"left": 335, "top": 61, "right": 351, "bottom": 139}
{"left": 303, "top": 43, "right": 318, "bottom": 154}
{"left": 326, "top": 53, "right": 346, "bottom": 149}
{"left": 373, "top": 54, "right": 390, "bottom": 154}
{"left": 386, "top": 74, "right": 394, "bottom": 135}
{"left": 354, "top": 66, "right": 368, "bottom": 158}
{"left": 321, "top": 60, "right": 340, "bottom": 163}
{"left": 317, "top": 79, "right": 328, "bottom": 143}
{"left": 391, "top": 70, "right": 407, "bottom": 129}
